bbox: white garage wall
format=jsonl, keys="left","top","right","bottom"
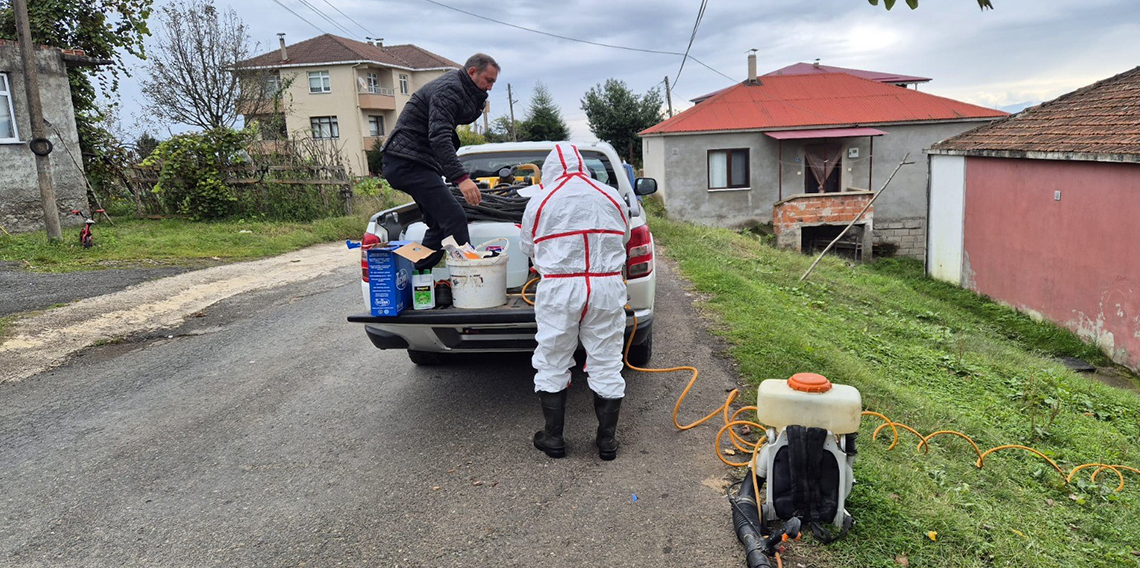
{"left": 927, "top": 155, "right": 967, "bottom": 284}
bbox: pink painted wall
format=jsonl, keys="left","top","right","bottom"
{"left": 962, "top": 157, "right": 1140, "bottom": 370}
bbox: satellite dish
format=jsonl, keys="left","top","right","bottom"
{"left": 357, "top": 76, "right": 367, "bottom": 91}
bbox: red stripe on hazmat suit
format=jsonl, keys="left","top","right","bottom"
{"left": 520, "top": 143, "right": 631, "bottom": 399}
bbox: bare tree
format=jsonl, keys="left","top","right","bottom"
{"left": 140, "top": 0, "right": 259, "bottom": 130}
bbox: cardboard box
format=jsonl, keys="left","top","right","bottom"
{"left": 366, "top": 241, "right": 435, "bottom": 316}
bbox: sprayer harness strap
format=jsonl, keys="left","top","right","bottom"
{"left": 788, "top": 425, "right": 827, "bottom": 523}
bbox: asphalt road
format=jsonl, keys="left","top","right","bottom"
{"left": 0, "top": 262, "right": 193, "bottom": 317}
{"left": 0, "top": 258, "right": 752, "bottom": 567}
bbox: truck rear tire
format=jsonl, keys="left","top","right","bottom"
{"left": 408, "top": 349, "right": 447, "bottom": 366}
{"left": 625, "top": 329, "right": 653, "bottom": 367}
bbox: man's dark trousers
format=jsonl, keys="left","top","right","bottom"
{"left": 383, "top": 152, "right": 471, "bottom": 269}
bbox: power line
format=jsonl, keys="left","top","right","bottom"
{"left": 319, "top": 0, "right": 378, "bottom": 38}
{"left": 269, "top": 0, "right": 328, "bottom": 34}
{"left": 672, "top": 0, "right": 709, "bottom": 91}
{"left": 295, "top": 0, "right": 358, "bottom": 37}
{"left": 416, "top": 0, "right": 736, "bottom": 83}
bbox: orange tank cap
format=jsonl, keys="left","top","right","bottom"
{"left": 787, "top": 373, "right": 832, "bottom": 393}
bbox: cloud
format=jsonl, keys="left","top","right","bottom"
{"left": 108, "top": 0, "right": 1140, "bottom": 142}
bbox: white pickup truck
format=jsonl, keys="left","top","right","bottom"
{"left": 348, "top": 141, "right": 659, "bottom": 366}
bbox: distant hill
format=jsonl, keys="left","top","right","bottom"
{"left": 998, "top": 101, "right": 1040, "bottom": 114}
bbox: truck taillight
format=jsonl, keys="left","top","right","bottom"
{"left": 361, "top": 232, "right": 382, "bottom": 282}
{"left": 625, "top": 225, "right": 653, "bottom": 279}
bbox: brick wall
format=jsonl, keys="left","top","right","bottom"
{"left": 773, "top": 191, "right": 874, "bottom": 253}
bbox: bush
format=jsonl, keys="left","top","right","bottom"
{"left": 142, "top": 128, "right": 253, "bottom": 220}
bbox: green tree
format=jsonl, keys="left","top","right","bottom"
{"left": 485, "top": 115, "right": 524, "bottom": 143}
{"left": 0, "top": 0, "right": 153, "bottom": 194}
{"left": 135, "top": 131, "right": 160, "bottom": 160}
{"left": 580, "top": 79, "right": 663, "bottom": 166}
{"left": 366, "top": 137, "right": 384, "bottom": 176}
{"left": 520, "top": 82, "right": 569, "bottom": 142}
{"left": 457, "top": 124, "right": 485, "bottom": 147}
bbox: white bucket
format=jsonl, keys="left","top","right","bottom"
{"left": 449, "top": 238, "right": 509, "bottom": 309}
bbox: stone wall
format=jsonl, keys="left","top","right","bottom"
{"left": 0, "top": 41, "right": 87, "bottom": 234}
{"left": 874, "top": 218, "right": 927, "bottom": 259}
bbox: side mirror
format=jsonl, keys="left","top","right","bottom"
{"left": 634, "top": 178, "right": 658, "bottom": 196}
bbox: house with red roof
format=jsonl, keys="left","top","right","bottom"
{"left": 236, "top": 34, "right": 461, "bottom": 175}
{"left": 927, "top": 66, "right": 1140, "bottom": 371}
{"left": 640, "top": 55, "right": 1005, "bottom": 259}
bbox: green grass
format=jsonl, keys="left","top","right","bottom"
{"left": 647, "top": 210, "right": 1140, "bottom": 568}
{"left": 0, "top": 213, "right": 378, "bottom": 273}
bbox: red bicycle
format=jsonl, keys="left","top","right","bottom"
{"left": 70, "top": 208, "right": 105, "bottom": 248}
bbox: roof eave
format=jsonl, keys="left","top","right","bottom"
{"left": 641, "top": 116, "right": 1003, "bottom": 137}
{"left": 231, "top": 60, "right": 458, "bottom": 72}
{"left": 928, "top": 147, "right": 1140, "bottom": 164}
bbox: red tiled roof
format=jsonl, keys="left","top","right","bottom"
{"left": 691, "top": 62, "right": 931, "bottom": 103}
{"left": 932, "top": 66, "right": 1140, "bottom": 158}
{"left": 764, "top": 62, "right": 931, "bottom": 84}
{"left": 643, "top": 73, "right": 1006, "bottom": 136}
{"left": 236, "top": 34, "right": 460, "bottom": 70}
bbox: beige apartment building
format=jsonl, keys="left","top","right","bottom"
{"left": 237, "top": 34, "right": 460, "bottom": 176}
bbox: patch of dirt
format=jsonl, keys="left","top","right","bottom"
{"left": 1089, "top": 365, "right": 1140, "bottom": 394}
{"left": 0, "top": 242, "right": 357, "bottom": 384}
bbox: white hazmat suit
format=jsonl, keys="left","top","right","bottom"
{"left": 520, "top": 143, "right": 631, "bottom": 400}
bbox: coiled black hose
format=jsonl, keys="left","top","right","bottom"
{"left": 448, "top": 183, "right": 531, "bottom": 223}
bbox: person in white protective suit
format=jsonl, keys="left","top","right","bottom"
{"left": 519, "top": 143, "right": 631, "bottom": 460}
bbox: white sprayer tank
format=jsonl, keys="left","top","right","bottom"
{"left": 756, "top": 373, "right": 862, "bottom": 434}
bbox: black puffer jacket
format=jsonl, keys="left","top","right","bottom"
{"left": 382, "top": 69, "right": 488, "bottom": 183}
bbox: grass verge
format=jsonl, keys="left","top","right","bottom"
{"left": 0, "top": 192, "right": 404, "bottom": 273}
{"left": 648, "top": 211, "right": 1140, "bottom": 568}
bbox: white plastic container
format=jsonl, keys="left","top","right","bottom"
{"left": 755, "top": 374, "right": 862, "bottom": 434}
{"left": 449, "top": 239, "right": 509, "bottom": 309}
{"left": 404, "top": 222, "right": 528, "bottom": 288}
{"left": 412, "top": 270, "right": 435, "bottom": 310}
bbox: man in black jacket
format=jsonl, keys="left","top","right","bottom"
{"left": 381, "top": 53, "right": 499, "bottom": 268}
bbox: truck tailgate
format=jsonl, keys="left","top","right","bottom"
{"left": 347, "top": 295, "right": 535, "bottom": 325}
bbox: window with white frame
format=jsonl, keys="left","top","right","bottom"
{"left": 310, "top": 116, "right": 339, "bottom": 139}
{"left": 368, "top": 115, "right": 384, "bottom": 137}
{"left": 707, "top": 148, "right": 749, "bottom": 189}
{"left": 0, "top": 73, "right": 19, "bottom": 142}
{"left": 399, "top": 74, "right": 409, "bottom": 95}
{"left": 263, "top": 74, "right": 282, "bottom": 95}
{"left": 308, "top": 70, "right": 331, "bottom": 93}
{"left": 366, "top": 72, "right": 379, "bottom": 93}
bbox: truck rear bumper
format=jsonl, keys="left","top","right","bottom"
{"left": 348, "top": 302, "right": 653, "bottom": 353}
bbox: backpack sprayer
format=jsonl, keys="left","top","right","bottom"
{"left": 728, "top": 373, "right": 861, "bottom": 567}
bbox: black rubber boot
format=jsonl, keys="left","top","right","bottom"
{"left": 593, "top": 393, "right": 623, "bottom": 461}
{"left": 533, "top": 389, "right": 568, "bottom": 458}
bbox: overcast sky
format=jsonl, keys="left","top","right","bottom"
{"left": 107, "top": 0, "right": 1140, "bottom": 140}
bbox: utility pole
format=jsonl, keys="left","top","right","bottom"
{"left": 483, "top": 100, "right": 490, "bottom": 135}
{"left": 13, "top": 0, "right": 62, "bottom": 240}
{"left": 664, "top": 76, "right": 674, "bottom": 118}
{"left": 507, "top": 83, "right": 517, "bottom": 142}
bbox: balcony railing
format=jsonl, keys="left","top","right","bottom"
{"left": 358, "top": 89, "right": 397, "bottom": 111}
{"left": 359, "top": 86, "right": 395, "bottom": 96}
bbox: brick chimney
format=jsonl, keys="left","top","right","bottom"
{"left": 747, "top": 49, "right": 758, "bottom": 84}
{"left": 278, "top": 33, "right": 287, "bottom": 61}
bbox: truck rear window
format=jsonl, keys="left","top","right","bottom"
{"left": 459, "top": 150, "right": 618, "bottom": 186}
